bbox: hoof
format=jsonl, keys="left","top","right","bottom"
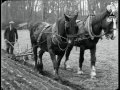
{"left": 23, "top": 61, "right": 27, "bottom": 65}
{"left": 37, "top": 64, "right": 43, "bottom": 70}
{"left": 64, "top": 64, "right": 66, "bottom": 70}
{"left": 34, "top": 68, "right": 38, "bottom": 72}
{"left": 53, "top": 70, "right": 60, "bottom": 80}
{"left": 91, "top": 71, "right": 96, "bottom": 78}
{"left": 64, "top": 61, "right": 71, "bottom": 70}
{"left": 53, "top": 70, "right": 56, "bottom": 75}
{"left": 66, "top": 65, "right": 71, "bottom": 69}
{"left": 64, "top": 63, "right": 67, "bottom": 70}
{"left": 39, "top": 70, "right": 44, "bottom": 75}
{"left": 91, "top": 76, "right": 96, "bottom": 79}
{"left": 53, "top": 75, "right": 60, "bottom": 81}
{"left": 77, "top": 70, "right": 83, "bottom": 75}
{"left": 34, "top": 66, "right": 38, "bottom": 72}
{"left": 37, "top": 64, "right": 43, "bottom": 73}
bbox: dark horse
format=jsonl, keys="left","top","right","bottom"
{"left": 64, "top": 4, "right": 117, "bottom": 78}
{"left": 30, "top": 13, "right": 78, "bottom": 79}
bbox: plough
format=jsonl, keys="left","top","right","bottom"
{"left": 5, "top": 39, "right": 34, "bottom": 61}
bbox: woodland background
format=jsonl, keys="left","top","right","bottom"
{"left": 1, "top": 0, "right": 118, "bottom": 29}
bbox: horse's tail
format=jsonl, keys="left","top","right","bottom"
{"left": 28, "top": 22, "right": 42, "bottom": 47}
{"left": 28, "top": 22, "right": 38, "bottom": 47}
{"left": 27, "top": 22, "right": 32, "bottom": 35}
{"left": 27, "top": 23, "right": 33, "bottom": 47}
{"left": 28, "top": 22, "right": 38, "bottom": 37}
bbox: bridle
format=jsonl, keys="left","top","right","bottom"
{"left": 64, "top": 21, "right": 79, "bottom": 38}
{"left": 88, "top": 14, "right": 117, "bottom": 39}
{"left": 51, "top": 20, "right": 79, "bottom": 51}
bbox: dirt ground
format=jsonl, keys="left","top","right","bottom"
{"left": 1, "top": 30, "right": 118, "bottom": 90}
{"left": 1, "top": 49, "right": 73, "bottom": 90}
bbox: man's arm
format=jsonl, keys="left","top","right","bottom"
{"left": 4, "top": 28, "right": 8, "bottom": 40}
{"left": 15, "top": 28, "right": 18, "bottom": 40}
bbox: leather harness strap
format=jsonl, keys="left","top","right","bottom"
{"left": 52, "top": 22, "right": 58, "bottom": 35}
{"left": 84, "top": 15, "right": 94, "bottom": 40}
{"left": 37, "top": 23, "right": 51, "bottom": 43}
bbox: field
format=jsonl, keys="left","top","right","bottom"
{"left": 1, "top": 30, "right": 118, "bottom": 90}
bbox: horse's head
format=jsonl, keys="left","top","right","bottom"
{"left": 64, "top": 13, "right": 79, "bottom": 44}
{"left": 101, "top": 3, "right": 118, "bottom": 40}
{"left": 106, "top": 2, "right": 117, "bottom": 16}
{"left": 102, "top": 16, "right": 117, "bottom": 40}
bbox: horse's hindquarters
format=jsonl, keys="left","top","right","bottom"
{"left": 38, "top": 33, "right": 50, "bottom": 51}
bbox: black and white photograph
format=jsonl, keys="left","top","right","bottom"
{"left": 1, "top": 0, "right": 118, "bottom": 90}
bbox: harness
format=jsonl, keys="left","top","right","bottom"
{"left": 37, "top": 18, "right": 81, "bottom": 51}
{"left": 76, "top": 15, "right": 109, "bottom": 41}
{"left": 88, "top": 15, "right": 116, "bottom": 39}
{"left": 51, "top": 21, "right": 68, "bottom": 51}
{"left": 64, "top": 21, "right": 79, "bottom": 38}
{"left": 37, "top": 23, "right": 51, "bottom": 43}
{"left": 36, "top": 21, "right": 68, "bottom": 51}
{"left": 86, "top": 15, "right": 94, "bottom": 40}
{"left": 88, "top": 15, "right": 107, "bottom": 38}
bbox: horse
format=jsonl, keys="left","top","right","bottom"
{"left": 29, "top": 13, "right": 78, "bottom": 79}
{"left": 64, "top": 3, "right": 117, "bottom": 78}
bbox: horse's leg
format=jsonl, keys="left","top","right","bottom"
{"left": 33, "top": 45, "right": 38, "bottom": 71}
{"left": 38, "top": 49, "right": 45, "bottom": 73}
{"left": 57, "top": 53, "right": 65, "bottom": 74}
{"left": 49, "top": 49, "right": 58, "bottom": 78}
{"left": 90, "top": 46, "right": 96, "bottom": 78}
{"left": 77, "top": 46, "right": 85, "bottom": 74}
{"left": 64, "top": 45, "right": 73, "bottom": 69}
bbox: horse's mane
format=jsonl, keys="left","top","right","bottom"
{"left": 56, "top": 17, "right": 65, "bottom": 34}
{"left": 28, "top": 22, "right": 43, "bottom": 38}
{"left": 76, "top": 10, "right": 110, "bottom": 37}
{"left": 92, "top": 9, "right": 110, "bottom": 25}
{"left": 28, "top": 22, "right": 42, "bottom": 30}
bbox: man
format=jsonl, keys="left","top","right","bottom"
{"left": 4, "top": 21, "right": 18, "bottom": 54}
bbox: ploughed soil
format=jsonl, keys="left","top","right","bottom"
{"left": 1, "top": 30, "right": 118, "bottom": 90}
{"left": 1, "top": 49, "right": 73, "bottom": 90}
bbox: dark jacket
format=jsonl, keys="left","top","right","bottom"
{"left": 4, "top": 27, "right": 18, "bottom": 42}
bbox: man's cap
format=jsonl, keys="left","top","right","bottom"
{"left": 9, "top": 21, "right": 15, "bottom": 24}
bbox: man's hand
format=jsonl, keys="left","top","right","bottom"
{"left": 16, "top": 39, "right": 18, "bottom": 42}
{"left": 100, "top": 37, "right": 103, "bottom": 40}
{"left": 4, "top": 39, "right": 7, "bottom": 42}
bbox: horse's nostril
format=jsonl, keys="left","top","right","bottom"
{"left": 112, "top": 36, "right": 115, "bottom": 40}
{"left": 111, "top": 38, "right": 114, "bottom": 40}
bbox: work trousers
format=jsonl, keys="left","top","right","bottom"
{"left": 5, "top": 41, "right": 14, "bottom": 54}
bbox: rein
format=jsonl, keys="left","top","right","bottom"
{"left": 52, "top": 35, "right": 68, "bottom": 51}
{"left": 51, "top": 22, "right": 69, "bottom": 51}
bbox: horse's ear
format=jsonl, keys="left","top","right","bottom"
{"left": 74, "top": 12, "right": 78, "bottom": 20}
{"left": 64, "top": 14, "right": 70, "bottom": 21}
